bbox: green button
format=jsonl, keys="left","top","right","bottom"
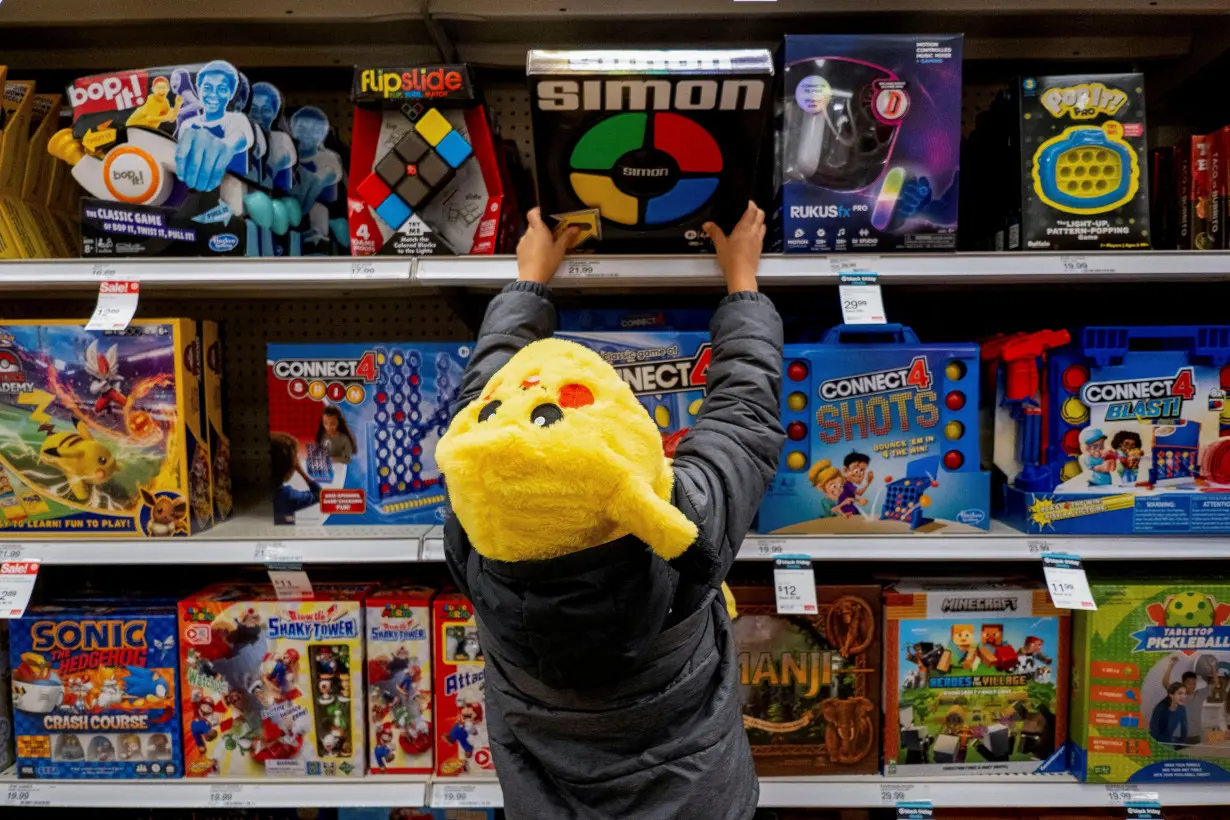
{"left": 570, "top": 113, "right": 646, "bottom": 170}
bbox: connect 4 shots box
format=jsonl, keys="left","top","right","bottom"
{"left": 0, "top": 319, "right": 213, "bottom": 538}
{"left": 366, "top": 584, "right": 433, "bottom": 775}
{"left": 179, "top": 582, "right": 371, "bottom": 777}
{"left": 779, "top": 35, "right": 963, "bottom": 253}
{"left": 991, "top": 325, "right": 1230, "bottom": 535}
{"left": 433, "top": 591, "right": 493, "bottom": 778}
{"left": 10, "top": 602, "right": 183, "bottom": 779}
{"left": 555, "top": 330, "right": 710, "bottom": 457}
{"left": 528, "top": 49, "right": 774, "bottom": 253}
{"left": 1070, "top": 580, "right": 1230, "bottom": 783}
{"left": 349, "top": 65, "right": 505, "bottom": 256}
{"left": 759, "top": 324, "right": 989, "bottom": 535}
{"left": 1017, "top": 73, "right": 1150, "bottom": 250}
{"left": 266, "top": 343, "right": 471, "bottom": 529}
{"left": 884, "top": 581, "right": 1069, "bottom": 777}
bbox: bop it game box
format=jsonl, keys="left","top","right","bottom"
{"left": 991, "top": 325, "right": 1230, "bottom": 534}
{"left": 759, "top": 324, "right": 989, "bottom": 535}
{"left": 434, "top": 591, "right": 492, "bottom": 779}
{"left": 555, "top": 330, "right": 710, "bottom": 457}
{"left": 732, "top": 585, "right": 881, "bottom": 776}
{"left": 266, "top": 342, "right": 471, "bottom": 528}
{"left": 349, "top": 65, "right": 505, "bottom": 256}
{"left": 528, "top": 49, "right": 774, "bottom": 253}
{"left": 1017, "top": 73, "right": 1150, "bottom": 250}
{"left": 1070, "top": 581, "right": 1230, "bottom": 783}
{"left": 0, "top": 319, "right": 213, "bottom": 538}
{"left": 884, "top": 581, "right": 1069, "bottom": 777}
{"left": 779, "top": 35, "right": 962, "bottom": 253}
{"left": 366, "top": 585, "right": 433, "bottom": 775}
{"left": 179, "top": 582, "right": 371, "bottom": 777}
{"left": 9, "top": 602, "right": 183, "bottom": 779}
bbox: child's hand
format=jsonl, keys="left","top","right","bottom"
{"left": 517, "top": 207, "right": 579, "bottom": 285}
{"left": 704, "top": 200, "right": 765, "bottom": 294}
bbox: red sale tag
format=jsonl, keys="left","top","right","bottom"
{"left": 85, "top": 280, "right": 140, "bottom": 331}
{"left": 0, "top": 559, "right": 40, "bottom": 618}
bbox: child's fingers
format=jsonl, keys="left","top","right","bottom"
{"left": 736, "top": 201, "right": 758, "bottom": 231}
{"left": 756, "top": 223, "right": 765, "bottom": 242}
{"left": 526, "top": 207, "right": 545, "bottom": 233}
{"left": 553, "top": 225, "right": 581, "bottom": 254}
{"left": 702, "top": 221, "right": 727, "bottom": 248}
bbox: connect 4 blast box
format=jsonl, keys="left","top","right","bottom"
{"left": 779, "top": 34, "right": 963, "bottom": 253}
{"left": 178, "top": 582, "right": 370, "bottom": 777}
{"left": 528, "top": 49, "right": 774, "bottom": 253}
{"left": 266, "top": 343, "right": 471, "bottom": 529}
{"left": 884, "top": 581, "right": 1070, "bottom": 777}
{"left": 989, "top": 326, "right": 1230, "bottom": 534}
{"left": 9, "top": 602, "right": 183, "bottom": 779}
{"left": 366, "top": 585, "right": 433, "bottom": 775}
{"left": 433, "top": 592, "right": 493, "bottom": 778}
{"left": 554, "top": 330, "right": 710, "bottom": 457}
{"left": 1017, "top": 73, "right": 1150, "bottom": 250}
{"left": 349, "top": 66, "right": 505, "bottom": 256}
{"left": 0, "top": 320, "right": 213, "bottom": 538}
{"left": 759, "top": 324, "right": 989, "bottom": 535}
{"left": 1070, "top": 581, "right": 1230, "bottom": 783}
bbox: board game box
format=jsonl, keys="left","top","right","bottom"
{"left": 884, "top": 581, "right": 1069, "bottom": 776}
{"left": 366, "top": 584, "right": 433, "bottom": 775}
{"left": 779, "top": 34, "right": 963, "bottom": 253}
{"left": 9, "top": 601, "right": 183, "bottom": 779}
{"left": 1070, "top": 580, "right": 1230, "bottom": 783}
{"left": 266, "top": 342, "right": 471, "bottom": 528}
{"left": 760, "top": 324, "right": 989, "bottom": 535}
{"left": 528, "top": 49, "right": 774, "bottom": 253}
{"left": 554, "top": 329, "right": 710, "bottom": 457}
{"left": 0, "top": 621, "right": 11, "bottom": 771}
{"left": 433, "top": 591, "right": 493, "bottom": 778}
{"left": 200, "top": 320, "right": 232, "bottom": 523}
{"left": 0, "top": 319, "right": 212, "bottom": 538}
{"left": 178, "top": 582, "right": 371, "bottom": 777}
{"left": 732, "top": 584, "right": 881, "bottom": 776}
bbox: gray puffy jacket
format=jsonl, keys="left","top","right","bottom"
{"left": 444, "top": 280, "right": 785, "bottom": 820}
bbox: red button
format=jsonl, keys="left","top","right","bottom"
{"left": 787, "top": 421, "right": 808, "bottom": 441}
{"left": 787, "top": 362, "right": 808, "bottom": 382}
{"left": 1062, "top": 365, "right": 1090, "bottom": 393}
{"left": 945, "top": 391, "right": 966, "bottom": 411}
{"left": 944, "top": 450, "right": 964, "bottom": 470}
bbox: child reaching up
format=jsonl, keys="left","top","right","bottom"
{"left": 436, "top": 204, "right": 784, "bottom": 820}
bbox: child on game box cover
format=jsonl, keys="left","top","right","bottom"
{"left": 436, "top": 203, "right": 785, "bottom": 819}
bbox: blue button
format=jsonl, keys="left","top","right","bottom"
{"left": 436, "top": 131, "right": 473, "bottom": 169}
{"left": 645, "top": 177, "right": 719, "bottom": 224}
{"left": 375, "top": 194, "right": 413, "bottom": 229}
{"left": 1120, "top": 715, "right": 1140, "bottom": 727}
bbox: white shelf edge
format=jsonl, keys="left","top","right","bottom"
{"left": 0, "top": 257, "right": 411, "bottom": 290}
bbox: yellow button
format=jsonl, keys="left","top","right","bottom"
{"left": 688, "top": 399, "right": 703, "bottom": 416}
{"left": 414, "top": 108, "right": 453, "bottom": 147}
{"left": 786, "top": 452, "right": 807, "bottom": 471}
{"left": 570, "top": 173, "right": 638, "bottom": 225}
{"left": 654, "top": 405, "right": 671, "bottom": 429}
{"left": 787, "top": 392, "right": 807, "bottom": 412}
{"left": 308, "top": 381, "right": 327, "bottom": 400}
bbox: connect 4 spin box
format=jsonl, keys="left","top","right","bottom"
{"left": 759, "top": 324, "right": 989, "bottom": 534}
{"left": 266, "top": 343, "right": 471, "bottom": 529}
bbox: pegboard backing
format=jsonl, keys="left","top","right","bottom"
{"left": 487, "top": 84, "right": 536, "bottom": 180}
{"left": 0, "top": 295, "right": 470, "bottom": 487}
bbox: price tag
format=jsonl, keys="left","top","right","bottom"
{"left": 1060, "top": 255, "right": 1090, "bottom": 273}
{"left": 564, "top": 258, "right": 612, "bottom": 278}
{"left": 830, "top": 256, "right": 880, "bottom": 274}
{"left": 208, "top": 784, "right": 254, "bottom": 808}
{"left": 90, "top": 263, "right": 117, "bottom": 279}
{"left": 1026, "top": 539, "right": 1053, "bottom": 555}
{"left": 897, "top": 801, "right": 934, "bottom": 820}
{"left": 1124, "top": 804, "right": 1163, "bottom": 820}
{"left": 255, "top": 541, "right": 306, "bottom": 563}
{"left": 879, "top": 783, "right": 929, "bottom": 805}
{"left": 85, "top": 280, "right": 140, "bottom": 331}
{"left": 0, "top": 558, "right": 39, "bottom": 618}
{"left": 1042, "top": 553, "right": 1097, "bottom": 610}
{"left": 0, "top": 544, "right": 23, "bottom": 561}
{"left": 267, "top": 563, "right": 313, "bottom": 601}
{"left": 773, "top": 554, "right": 818, "bottom": 614}
{"left": 752, "top": 538, "right": 787, "bottom": 557}
{"left": 838, "top": 272, "right": 886, "bottom": 325}
{"left": 4, "top": 783, "right": 49, "bottom": 806}
{"left": 433, "top": 783, "right": 492, "bottom": 808}
{"left": 421, "top": 537, "right": 445, "bottom": 562}
{"left": 349, "top": 261, "right": 377, "bottom": 279}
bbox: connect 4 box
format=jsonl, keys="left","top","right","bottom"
{"left": 1070, "top": 580, "right": 1230, "bottom": 783}
{"left": 992, "top": 325, "right": 1230, "bottom": 534}
{"left": 9, "top": 602, "right": 183, "bottom": 779}
{"left": 366, "top": 584, "right": 433, "bottom": 774}
{"left": 760, "top": 324, "right": 989, "bottom": 534}
{"left": 433, "top": 591, "right": 493, "bottom": 778}
{"left": 555, "top": 330, "right": 711, "bottom": 457}
{"left": 266, "top": 343, "right": 471, "bottom": 528}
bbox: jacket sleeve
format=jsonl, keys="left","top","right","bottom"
{"left": 669, "top": 291, "right": 785, "bottom": 586}
{"left": 454, "top": 280, "right": 556, "bottom": 414}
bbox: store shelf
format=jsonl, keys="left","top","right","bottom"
{"left": 0, "top": 505, "right": 427, "bottom": 565}
{"left": 0, "top": 769, "right": 429, "bottom": 808}
{"left": 415, "top": 251, "right": 1230, "bottom": 288}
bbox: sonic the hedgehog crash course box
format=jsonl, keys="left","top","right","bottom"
{"left": 10, "top": 602, "right": 183, "bottom": 779}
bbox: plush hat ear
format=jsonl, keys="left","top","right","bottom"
{"left": 611, "top": 474, "right": 698, "bottom": 560}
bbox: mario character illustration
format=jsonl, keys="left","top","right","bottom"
{"left": 189, "top": 695, "right": 222, "bottom": 750}
{"left": 1112, "top": 430, "right": 1144, "bottom": 484}
{"left": 446, "top": 696, "right": 484, "bottom": 770}
{"left": 977, "top": 624, "right": 1019, "bottom": 673}
{"left": 264, "top": 648, "right": 301, "bottom": 700}
{"left": 1079, "top": 427, "right": 1116, "bottom": 486}
{"left": 374, "top": 723, "right": 396, "bottom": 771}
{"left": 175, "top": 59, "right": 254, "bottom": 191}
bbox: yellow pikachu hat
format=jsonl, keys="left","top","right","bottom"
{"left": 437, "top": 338, "right": 699, "bottom": 563}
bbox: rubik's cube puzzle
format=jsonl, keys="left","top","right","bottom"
{"left": 759, "top": 324, "right": 989, "bottom": 535}
{"left": 348, "top": 66, "right": 505, "bottom": 256}
{"left": 1070, "top": 581, "right": 1230, "bottom": 783}
{"left": 555, "top": 330, "right": 711, "bottom": 458}
{"left": 266, "top": 343, "right": 471, "bottom": 528}
{"left": 992, "top": 325, "right": 1230, "bottom": 534}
